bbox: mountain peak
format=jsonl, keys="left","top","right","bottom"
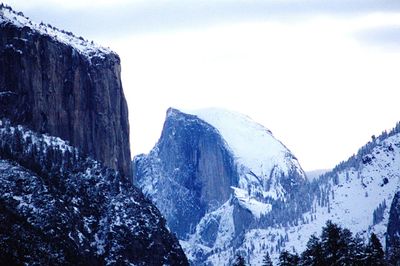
{"left": 177, "top": 107, "right": 306, "bottom": 194}
{"left": 135, "top": 107, "right": 307, "bottom": 264}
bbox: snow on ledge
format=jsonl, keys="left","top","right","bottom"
{"left": 0, "top": 4, "right": 114, "bottom": 60}
{"left": 232, "top": 186, "right": 272, "bottom": 218}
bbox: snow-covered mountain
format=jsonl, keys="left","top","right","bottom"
{"left": 233, "top": 122, "right": 400, "bottom": 265}
{"left": 135, "top": 107, "right": 400, "bottom": 265}
{"left": 134, "top": 108, "right": 308, "bottom": 265}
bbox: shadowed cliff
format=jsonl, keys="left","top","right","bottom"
{"left": 0, "top": 5, "right": 131, "bottom": 179}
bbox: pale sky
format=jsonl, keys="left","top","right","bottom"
{"left": 4, "top": 0, "right": 400, "bottom": 171}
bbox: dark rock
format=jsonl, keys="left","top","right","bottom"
{"left": 386, "top": 191, "right": 400, "bottom": 264}
{"left": 134, "top": 108, "right": 239, "bottom": 238}
{"left": 0, "top": 7, "right": 131, "bottom": 179}
{"left": 0, "top": 123, "right": 188, "bottom": 265}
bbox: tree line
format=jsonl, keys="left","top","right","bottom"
{"left": 232, "top": 220, "right": 398, "bottom": 266}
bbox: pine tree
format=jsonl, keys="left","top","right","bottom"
{"left": 279, "top": 250, "right": 299, "bottom": 266}
{"left": 365, "top": 233, "right": 385, "bottom": 266}
{"left": 387, "top": 238, "right": 400, "bottom": 266}
{"left": 262, "top": 252, "right": 273, "bottom": 266}
{"left": 300, "top": 235, "right": 324, "bottom": 266}
{"left": 338, "top": 228, "right": 355, "bottom": 265}
{"left": 233, "top": 254, "right": 246, "bottom": 266}
{"left": 321, "top": 220, "right": 342, "bottom": 265}
{"left": 350, "top": 234, "right": 366, "bottom": 265}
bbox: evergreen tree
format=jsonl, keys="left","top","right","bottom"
{"left": 300, "top": 235, "right": 324, "bottom": 266}
{"left": 387, "top": 238, "right": 400, "bottom": 266}
{"left": 350, "top": 234, "right": 366, "bottom": 265}
{"left": 279, "top": 250, "right": 299, "bottom": 266}
{"left": 233, "top": 254, "right": 246, "bottom": 266}
{"left": 262, "top": 252, "right": 273, "bottom": 266}
{"left": 321, "top": 220, "right": 342, "bottom": 265}
{"left": 338, "top": 228, "right": 355, "bottom": 265}
{"left": 365, "top": 233, "right": 385, "bottom": 266}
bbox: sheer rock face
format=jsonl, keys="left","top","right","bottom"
{"left": 134, "top": 108, "right": 239, "bottom": 238}
{"left": 0, "top": 11, "right": 131, "bottom": 179}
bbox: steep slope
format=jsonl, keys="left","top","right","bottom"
{"left": 134, "top": 108, "right": 307, "bottom": 265}
{"left": 0, "top": 4, "right": 131, "bottom": 179}
{"left": 0, "top": 121, "right": 188, "bottom": 265}
{"left": 135, "top": 108, "right": 239, "bottom": 239}
{"left": 235, "top": 123, "right": 400, "bottom": 265}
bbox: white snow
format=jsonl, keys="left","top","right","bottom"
{"left": 232, "top": 187, "right": 272, "bottom": 218}
{"left": 182, "top": 200, "right": 236, "bottom": 262}
{"left": 180, "top": 128, "right": 400, "bottom": 265}
{"left": 186, "top": 108, "right": 299, "bottom": 179}
{"left": 0, "top": 5, "right": 113, "bottom": 60}
{"left": 180, "top": 107, "right": 305, "bottom": 206}
{"left": 238, "top": 133, "right": 400, "bottom": 265}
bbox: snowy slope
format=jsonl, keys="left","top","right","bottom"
{"left": 230, "top": 128, "right": 400, "bottom": 265}
{"left": 0, "top": 4, "right": 112, "bottom": 59}
{"left": 186, "top": 108, "right": 306, "bottom": 202}
{"left": 0, "top": 121, "right": 188, "bottom": 265}
{"left": 188, "top": 108, "right": 302, "bottom": 179}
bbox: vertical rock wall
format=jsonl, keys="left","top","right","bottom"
{"left": 0, "top": 21, "right": 131, "bottom": 179}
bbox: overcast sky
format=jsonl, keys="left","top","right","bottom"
{"left": 4, "top": 0, "right": 400, "bottom": 171}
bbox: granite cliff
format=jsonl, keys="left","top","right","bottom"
{"left": 134, "top": 108, "right": 307, "bottom": 264}
{"left": 134, "top": 108, "right": 239, "bottom": 238}
{"left": 0, "top": 4, "right": 131, "bottom": 179}
{"left": 0, "top": 5, "right": 188, "bottom": 265}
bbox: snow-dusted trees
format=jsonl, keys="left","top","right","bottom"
{"left": 365, "top": 233, "right": 385, "bottom": 265}
{"left": 278, "top": 250, "right": 299, "bottom": 266}
{"left": 373, "top": 200, "right": 387, "bottom": 225}
{"left": 262, "top": 252, "right": 273, "bottom": 266}
{"left": 282, "top": 221, "right": 387, "bottom": 266}
{"left": 232, "top": 254, "right": 246, "bottom": 266}
{"left": 300, "top": 235, "right": 323, "bottom": 266}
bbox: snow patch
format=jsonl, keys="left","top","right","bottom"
{"left": 232, "top": 187, "right": 272, "bottom": 218}
{"left": 0, "top": 5, "right": 114, "bottom": 60}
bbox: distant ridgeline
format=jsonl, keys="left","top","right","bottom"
{"left": 319, "top": 121, "right": 400, "bottom": 182}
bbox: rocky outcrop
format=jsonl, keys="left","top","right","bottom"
{"left": 134, "top": 108, "right": 239, "bottom": 238}
{"left": 0, "top": 5, "right": 131, "bottom": 179}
